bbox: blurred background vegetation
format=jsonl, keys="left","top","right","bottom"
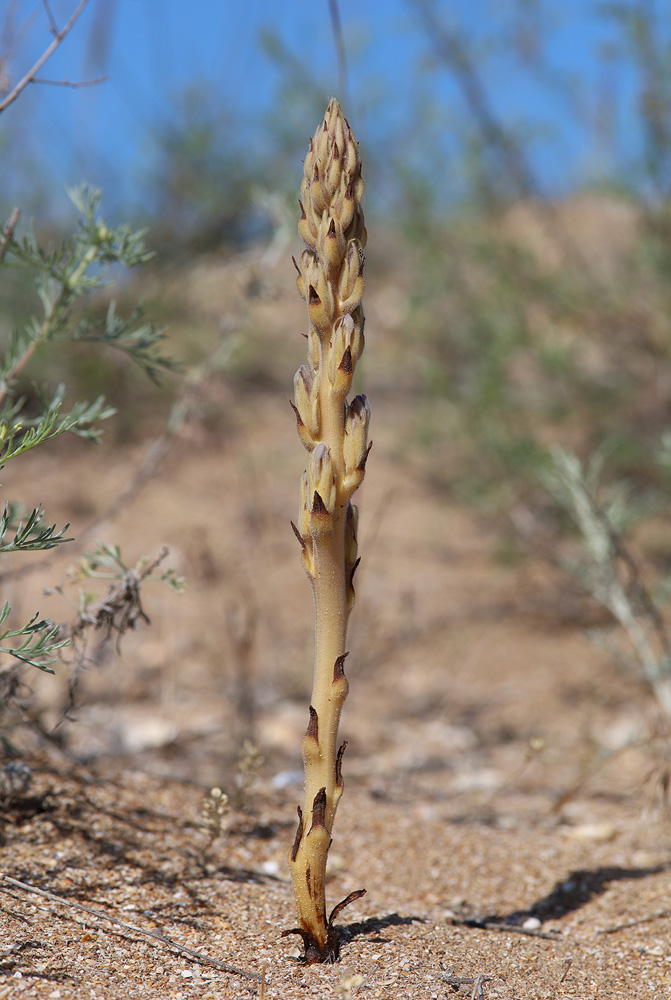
{"left": 2, "top": 0, "right": 671, "bottom": 616}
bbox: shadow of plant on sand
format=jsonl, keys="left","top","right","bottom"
{"left": 490, "top": 863, "right": 671, "bottom": 926}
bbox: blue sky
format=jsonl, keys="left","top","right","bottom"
{"left": 0, "top": 0, "right": 658, "bottom": 221}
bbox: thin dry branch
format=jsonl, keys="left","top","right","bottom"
{"left": 0, "top": 1, "right": 33, "bottom": 71}
{"left": 585, "top": 482, "right": 671, "bottom": 668}
{"left": 31, "top": 74, "right": 108, "bottom": 88}
{"left": 327, "top": 0, "right": 349, "bottom": 108}
{"left": 411, "top": 0, "right": 533, "bottom": 200}
{"left": 0, "top": 872, "right": 261, "bottom": 987}
{"left": 41, "top": 0, "right": 58, "bottom": 36}
{"left": 598, "top": 909, "right": 671, "bottom": 935}
{"left": 0, "top": 207, "right": 20, "bottom": 265}
{"left": 449, "top": 915, "right": 562, "bottom": 941}
{"left": 0, "top": 0, "right": 91, "bottom": 114}
{"left": 441, "top": 971, "right": 495, "bottom": 1000}
{"left": 409, "top": 0, "right": 598, "bottom": 275}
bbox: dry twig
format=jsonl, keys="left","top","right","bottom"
{"left": 449, "top": 915, "right": 561, "bottom": 940}
{"left": 0, "top": 0, "right": 91, "bottom": 113}
{"left": 0, "top": 207, "right": 19, "bottom": 265}
{"left": 41, "top": 0, "right": 58, "bottom": 35}
{"left": 30, "top": 74, "right": 108, "bottom": 88}
{"left": 0, "top": 872, "right": 261, "bottom": 987}
{"left": 599, "top": 909, "right": 671, "bottom": 934}
{"left": 442, "top": 970, "right": 494, "bottom": 999}
{"left": 327, "top": 0, "right": 349, "bottom": 108}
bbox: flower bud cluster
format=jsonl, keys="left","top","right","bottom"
{"left": 295, "top": 98, "right": 366, "bottom": 363}
{"left": 292, "top": 99, "right": 370, "bottom": 595}
{"left": 298, "top": 101, "right": 365, "bottom": 254}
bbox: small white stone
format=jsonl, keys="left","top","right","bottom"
{"left": 271, "top": 768, "right": 304, "bottom": 789}
{"left": 326, "top": 853, "right": 346, "bottom": 876}
{"left": 565, "top": 822, "right": 617, "bottom": 843}
{"left": 522, "top": 917, "right": 542, "bottom": 930}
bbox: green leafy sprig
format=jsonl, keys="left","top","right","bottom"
{"left": 2, "top": 185, "right": 176, "bottom": 401}
{"left": 0, "top": 187, "right": 178, "bottom": 693}
{"left": 0, "top": 503, "right": 71, "bottom": 554}
{"left": 0, "top": 603, "right": 67, "bottom": 672}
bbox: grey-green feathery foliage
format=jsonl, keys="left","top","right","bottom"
{"left": 543, "top": 446, "right": 671, "bottom": 718}
{"left": 0, "top": 186, "right": 176, "bottom": 678}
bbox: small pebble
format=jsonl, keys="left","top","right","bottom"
{"left": 522, "top": 916, "right": 542, "bottom": 930}
{"left": 326, "top": 853, "right": 346, "bottom": 876}
{"left": 565, "top": 822, "right": 617, "bottom": 843}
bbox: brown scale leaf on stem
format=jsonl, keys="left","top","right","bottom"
{"left": 333, "top": 653, "right": 349, "bottom": 682}
{"left": 306, "top": 705, "right": 319, "bottom": 741}
{"left": 310, "top": 787, "right": 327, "bottom": 831}
{"left": 291, "top": 808, "right": 304, "bottom": 863}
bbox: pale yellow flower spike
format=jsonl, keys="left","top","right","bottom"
{"left": 285, "top": 98, "right": 369, "bottom": 963}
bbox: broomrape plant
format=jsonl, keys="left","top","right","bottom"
{"left": 284, "top": 99, "right": 369, "bottom": 963}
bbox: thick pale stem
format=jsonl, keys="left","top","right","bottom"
{"left": 288, "top": 368, "right": 351, "bottom": 957}
{"left": 287, "top": 97, "right": 367, "bottom": 964}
